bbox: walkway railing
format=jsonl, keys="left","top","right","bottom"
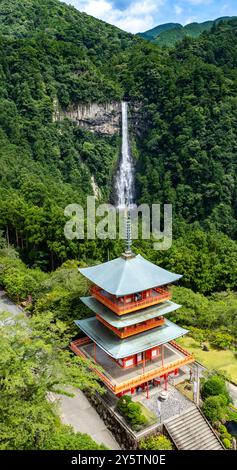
{"left": 169, "top": 340, "right": 192, "bottom": 356}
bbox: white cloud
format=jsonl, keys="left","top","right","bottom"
{"left": 174, "top": 4, "right": 183, "bottom": 15}
{"left": 184, "top": 16, "right": 198, "bottom": 24}
{"left": 63, "top": 0, "right": 164, "bottom": 33}
{"left": 220, "top": 3, "right": 229, "bottom": 14}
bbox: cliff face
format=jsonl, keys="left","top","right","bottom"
{"left": 53, "top": 101, "right": 121, "bottom": 135}
{"left": 53, "top": 101, "right": 143, "bottom": 136}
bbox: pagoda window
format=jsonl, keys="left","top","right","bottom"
{"left": 134, "top": 293, "right": 142, "bottom": 302}
{"left": 125, "top": 358, "right": 134, "bottom": 368}
{"left": 137, "top": 353, "right": 143, "bottom": 364}
{"left": 151, "top": 348, "right": 159, "bottom": 358}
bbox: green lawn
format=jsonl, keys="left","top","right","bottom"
{"left": 177, "top": 336, "right": 237, "bottom": 384}
{"left": 176, "top": 380, "right": 194, "bottom": 402}
{"left": 139, "top": 402, "right": 157, "bottom": 427}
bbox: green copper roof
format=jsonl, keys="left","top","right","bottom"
{"left": 79, "top": 254, "right": 182, "bottom": 296}
{"left": 80, "top": 296, "right": 181, "bottom": 328}
{"left": 75, "top": 317, "right": 188, "bottom": 359}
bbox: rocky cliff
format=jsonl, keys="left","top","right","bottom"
{"left": 53, "top": 101, "right": 121, "bottom": 135}
{"left": 53, "top": 101, "right": 143, "bottom": 136}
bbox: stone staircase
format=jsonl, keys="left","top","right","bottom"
{"left": 164, "top": 406, "right": 224, "bottom": 450}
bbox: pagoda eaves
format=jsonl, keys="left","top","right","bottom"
{"left": 71, "top": 251, "right": 194, "bottom": 397}
{"left": 79, "top": 254, "right": 182, "bottom": 296}
{"left": 80, "top": 296, "right": 181, "bottom": 328}
{"left": 75, "top": 317, "right": 188, "bottom": 359}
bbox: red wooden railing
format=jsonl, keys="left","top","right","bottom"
{"left": 70, "top": 337, "right": 115, "bottom": 391}
{"left": 70, "top": 338, "right": 195, "bottom": 394}
{"left": 90, "top": 285, "right": 171, "bottom": 315}
{"left": 96, "top": 314, "right": 165, "bottom": 338}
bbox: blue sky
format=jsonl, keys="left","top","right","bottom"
{"left": 62, "top": 1, "right": 237, "bottom": 33}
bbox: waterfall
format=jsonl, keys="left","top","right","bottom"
{"left": 116, "top": 101, "right": 135, "bottom": 209}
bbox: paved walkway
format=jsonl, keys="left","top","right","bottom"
{"left": 0, "top": 289, "right": 23, "bottom": 317}
{"left": 49, "top": 389, "right": 120, "bottom": 450}
{"left": 228, "top": 383, "right": 237, "bottom": 408}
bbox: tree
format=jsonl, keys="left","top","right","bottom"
{"left": 117, "top": 395, "right": 147, "bottom": 429}
{"left": 202, "top": 396, "right": 227, "bottom": 424}
{"left": 44, "top": 425, "right": 107, "bottom": 450}
{"left": 201, "top": 375, "right": 230, "bottom": 402}
{"left": 0, "top": 311, "right": 103, "bottom": 450}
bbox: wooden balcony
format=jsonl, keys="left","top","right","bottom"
{"left": 90, "top": 285, "right": 171, "bottom": 315}
{"left": 70, "top": 338, "right": 194, "bottom": 395}
{"left": 96, "top": 314, "right": 165, "bottom": 338}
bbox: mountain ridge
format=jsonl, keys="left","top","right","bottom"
{"left": 138, "top": 16, "right": 237, "bottom": 46}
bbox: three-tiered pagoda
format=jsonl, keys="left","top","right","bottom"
{"left": 71, "top": 234, "right": 194, "bottom": 398}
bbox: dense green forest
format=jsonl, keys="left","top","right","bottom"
{"left": 0, "top": 0, "right": 132, "bottom": 268}
{"left": 127, "top": 23, "right": 237, "bottom": 240}
{"left": 0, "top": 0, "right": 236, "bottom": 273}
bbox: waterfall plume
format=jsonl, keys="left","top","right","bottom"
{"left": 116, "top": 101, "right": 135, "bottom": 209}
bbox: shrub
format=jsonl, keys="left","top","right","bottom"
{"left": 117, "top": 395, "right": 132, "bottom": 414}
{"left": 221, "top": 432, "right": 232, "bottom": 441}
{"left": 202, "top": 396, "right": 226, "bottom": 424}
{"left": 201, "top": 375, "right": 230, "bottom": 403}
{"left": 209, "top": 331, "right": 233, "bottom": 349}
{"left": 222, "top": 438, "right": 232, "bottom": 449}
{"left": 218, "top": 424, "right": 227, "bottom": 434}
{"left": 218, "top": 393, "right": 229, "bottom": 406}
{"left": 117, "top": 395, "right": 147, "bottom": 429}
{"left": 127, "top": 402, "right": 147, "bottom": 427}
{"left": 140, "top": 435, "right": 173, "bottom": 450}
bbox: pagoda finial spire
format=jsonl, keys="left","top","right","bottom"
{"left": 122, "top": 207, "right": 135, "bottom": 259}
{"left": 126, "top": 208, "right": 132, "bottom": 253}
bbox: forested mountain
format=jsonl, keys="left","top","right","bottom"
{"left": 0, "top": 0, "right": 136, "bottom": 268}
{"left": 1, "top": 1, "right": 237, "bottom": 451}
{"left": 138, "top": 16, "right": 236, "bottom": 46}
{"left": 132, "top": 21, "right": 237, "bottom": 238}
{"left": 138, "top": 22, "right": 182, "bottom": 41}
{"left": 0, "top": 0, "right": 237, "bottom": 281}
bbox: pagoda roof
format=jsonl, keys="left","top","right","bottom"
{"left": 75, "top": 317, "right": 188, "bottom": 359}
{"left": 80, "top": 296, "right": 181, "bottom": 328}
{"left": 79, "top": 254, "right": 182, "bottom": 296}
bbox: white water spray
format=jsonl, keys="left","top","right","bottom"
{"left": 116, "top": 101, "right": 135, "bottom": 209}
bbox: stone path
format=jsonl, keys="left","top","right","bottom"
{"left": 49, "top": 389, "right": 120, "bottom": 450}
{"left": 134, "top": 384, "right": 195, "bottom": 423}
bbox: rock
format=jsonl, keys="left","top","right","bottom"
{"left": 232, "top": 437, "right": 236, "bottom": 450}
{"left": 184, "top": 384, "right": 192, "bottom": 391}
{"left": 53, "top": 100, "right": 143, "bottom": 136}
{"left": 53, "top": 101, "right": 121, "bottom": 135}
